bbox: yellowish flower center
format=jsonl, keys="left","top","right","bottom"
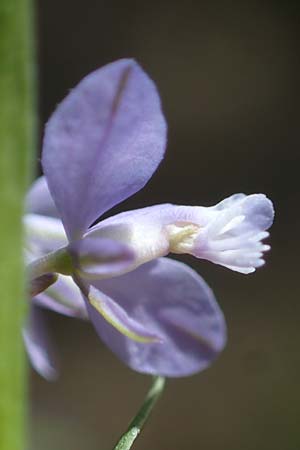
{"left": 166, "top": 223, "right": 200, "bottom": 254}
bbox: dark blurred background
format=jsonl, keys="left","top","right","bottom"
{"left": 31, "top": 1, "right": 300, "bottom": 449}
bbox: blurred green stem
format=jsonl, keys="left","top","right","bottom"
{"left": 0, "top": 0, "right": 35, "bottom": 449}
{"left": 112, "top": 376, "right": 166, "bottom": 450}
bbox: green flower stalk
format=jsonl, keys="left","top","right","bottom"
{"left": 113, "top": 376, "right": 166, "bottom": 450}
{"left": 0, "top": 0, "right": 35, "bottom": 449}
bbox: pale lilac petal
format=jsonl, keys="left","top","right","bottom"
{"left": 24, "top": 213, "right": 67, "bottom": 257}
{"left": 25, "top": 176, "right": 59, "bottom": 217}
{"left": 68, "top": 236, "right": 135, "bottom": 280}
{"left": 88, "top": 257, "right": 226, "bottom": 377}
{"left": 87, "top": 194, "right": 274, "bottom": 275}
{"left": 194, "top": 194, "right": 274, "bottom": 273}
{"left": 85, "top": 204, "right": 174, "bottom": 271}
{"left": 42, "top": 59, "right": 167, "bottom": 240}
{"left": 83, "top": 283, "right": 162, "bottom": 345}
{"left": 33, "top": 274, "right": 87, "bottom": 319}
{"left": 23, "top": 305, "right": 58, "bottom": 380}
{"left": 212, "top": 193, "right": 246, "bottom": 211}
{"left": 236, "top": 194, "right": 274, "bottom": 231}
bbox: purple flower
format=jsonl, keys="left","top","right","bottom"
{"left": 24, "top": 59, "right": 274, "bottom": 379}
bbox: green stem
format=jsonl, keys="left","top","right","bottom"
{"left": 112, "top": 376, "right": 166, "bottom": 450}
{"left": 27, "top": 246, "right": 72, "bottom": 279}
{"left": 0, "top": 0, "right": 35, "bottom": 449}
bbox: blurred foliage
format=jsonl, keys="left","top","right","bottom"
{"left": 0, "top": 0, "right": 35, "bottom": 448}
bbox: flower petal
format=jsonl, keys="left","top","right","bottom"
{"left": 68, "top": 236, "right": 135, "bottom": 280}
{"left": 194, "top": 194, "right": 274, "bottom": 273}
{"left": 42, "top": 59, "right": 167, "bottom": 240}
{"left": 88, "top": 257, "right": 226, "bottom": 377}
{"left": 25, "top": 176, "right": 59, "bottom": 217}
{"left": 23, "top": 305, "right": 58, "bottom": 380}
{"left": 84, "top": 284, "right": 162, "bottom": 344}
{"left": 24, "top": 213, "right": 67, "bottom": 257}
{"left": 33, "top": 274, "right": 87, "bottom": 319}
{"left": 87, "top": 194, "right": 274, "bottom": 275}
{"left": 85, "top": 204, "right": 174, "bottom": 271}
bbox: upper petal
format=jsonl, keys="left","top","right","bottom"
{"left": 42, "top": 59, "right": 167, "bottom": 241}
{"left": 89, "top": 257, "right": 226, "bottom": 377}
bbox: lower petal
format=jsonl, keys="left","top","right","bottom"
{"left": 33, "top": 274, "right": 88, "bottom": 319}
{"left": 23, "top": 305, "right": 58, "bottom": 380}
{"left": 82, "top": 282, "right": 162, "bottom": 345}
{"left": 90, "top": 257, "right": 226, "bottom": 377}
